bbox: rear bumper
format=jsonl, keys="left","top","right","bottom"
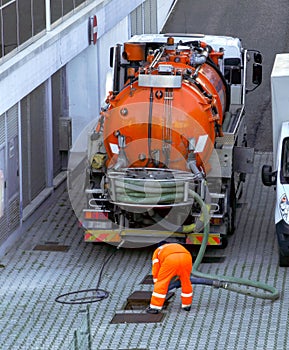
{"left": 84, "top": 228, "right": 221, "bottom": 245}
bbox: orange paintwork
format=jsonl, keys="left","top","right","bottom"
{"left": 102, "top": 41, "right": 227, "bottom": 173}
{"left": 123, "top": 42, "right": 145, "bottom": 61}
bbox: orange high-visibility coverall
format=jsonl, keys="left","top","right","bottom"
{"left": 150, "top": 243, "right": 193, "bottom": 311}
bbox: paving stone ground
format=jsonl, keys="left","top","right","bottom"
{"left": 0, "top": 153, "right": 288, "bottom": 350}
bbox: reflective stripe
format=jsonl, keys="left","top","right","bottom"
{"left": 150, "top": 304, "right": 162, "bottom": 310}
{"left": 182, "top": 304, "right": 191, "bottom": 308}
{"left": 152, "top": 291, "right": 166, "bottom": 299}
{"left": 153, "top": 278, "right": 158, "bottom": 283}
{"left": 181, "top": 292, "right": 193, "bottom": 298}
{"left": 157, "top": 244, "right": 167, "bottom": 256}
{"left": 152, "top": 258, "right": 159, "bottom": 265}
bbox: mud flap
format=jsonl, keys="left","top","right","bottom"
{"left": 233, "top": 146, "right": 254, "bottom": 174}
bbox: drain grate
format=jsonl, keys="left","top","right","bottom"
{"left": 111, "top": 312, "right": 164, "bottom": 324}
{"left": 33, "top": 243, "right": 70, "bottom": 252}
{"left": 140, "top": 275, "right": 154, "bottom": 285}
{"left": 124, "top": 291, "right": 174, "bottom": 310}
{"left": 111, "top": 290, "right": 174, "bottom": 323}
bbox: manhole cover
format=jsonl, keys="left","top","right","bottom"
{"left": 127, "top": 291, "right": 153, "bottom": 302}
{"left": 111, "top": 312, "right": 164, "bottom": 324}
{"left": 33, "top": 244, "right": 70, "bottom": 252}
{"left": 140, "top": 275, "right": 153, "bottom": 285}
{"left": 124, "top": 291, "right": 174, "bottom": 310}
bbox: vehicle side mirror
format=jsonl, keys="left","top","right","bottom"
{"left": 254, "top": 52, "right": 262, "bottom": 64}
{"left": 253, "top": 63, "right": 262, "bottom": 85}
{"left": 262, "top": 164, "right": 276, "bottom": 186}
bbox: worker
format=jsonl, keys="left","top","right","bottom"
{"left": 146, "top": 243, "right": 193, "bottom": 314}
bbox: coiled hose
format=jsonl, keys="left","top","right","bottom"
{"left": 114, "top": 178, "right": 279, "bottom": 300}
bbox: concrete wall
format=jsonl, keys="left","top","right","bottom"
{"left": 67, "top": 0, "right": 176, "bottom": 146}
{"left": 157, "top": 0, "right": 177, "bottom": 32}
{"left": 0, "top": 0, "right": 176, "bottom": 255}
{"left": 0, "top": 0, "right": 145, "bottom": 117}
{"left": 67, "top": 17, "right": 130, "bottom": 146}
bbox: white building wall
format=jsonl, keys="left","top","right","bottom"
{"left": 0, "top": 0, "right": 146, "bottom": 117}
{"left": 0, "top": 0, "right": 176, "bottom": 255}
{"left": 97, "top": 17, "right": 131, "bottom": 105}
{"left": 67, "top": 16, "right": 130, "bottom": 146}
{"left": 0, "top": 2, "right": 96, "bottom": 117}
{"left": 66, "top": 47, "right": 99, "bottom": 145}
{"left": 157, "top": 0, "right": 176, "bottom": 32}
{"left": 0, "top": 0, "right": 175, "bottom": 125}
{"left": 67, "top": 0, "right": 175, "bottom": 146}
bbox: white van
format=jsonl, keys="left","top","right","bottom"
{"left": 262, "top": 121, "right": 289, "bottom": 266}
{"left": 262, "top": 53, "right": 289, "bottom": 266}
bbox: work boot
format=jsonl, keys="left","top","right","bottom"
{"left": 182, "top": 306, "right": 191, "bottom": 312}
{"left": 146, "top": 307, "right": 159, "bottom": 314}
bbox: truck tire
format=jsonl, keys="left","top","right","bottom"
{"left": 215, "top": 235, "right": 228, "bottom": 249}
{"left": 276, "top": 223, "right": 289, "bottom": 267}
{"left": 221, "top": 236, "right": 228, "bottom": 249}
{"left": 261, "top": 165, "right": 275, "bottom": 186}
{"left": 279, "top": 250, "right": 289, "bottom": 267}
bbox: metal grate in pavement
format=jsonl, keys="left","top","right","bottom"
{"left": 33, "top": 243, "right": 70, "bottom": 252}
{"left": 110, "top": 312, "right": 164, "bottom": 324}
{"left": 140, "top": 275, "right": 153, "bottom": 284}
{"left": 124, "top": 290, "right": 174, "bottom": 310}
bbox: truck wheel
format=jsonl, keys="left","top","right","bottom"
{"left": 276, "top": 225, "right": 289, "bottom": 266}
{"left": 216, "top": 235, "right": 228, "bottom": 249}
{"left": 279, "top": 250, "right": 289, "bottom": 267}
{"left": 261, "top": 165, "right": 275, "bottom": 186}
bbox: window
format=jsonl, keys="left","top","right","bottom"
{"left": 281, "top": 137, "right": 289, "bottom": 184}
{"left": 131, "top": 0, "right": 157, "bottom": 36}
{"left": 0, "top": 0, "right": 88, "bottom": 59}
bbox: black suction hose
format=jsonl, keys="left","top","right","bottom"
{"left": 55, "top": 249, "right": 117, "bottom": 305}
{"left": 168, "top": 277, "right": 215, "bottom": 291}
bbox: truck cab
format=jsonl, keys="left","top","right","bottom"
{"left": 262, "top": 53, "right": 289, "bottom": 266}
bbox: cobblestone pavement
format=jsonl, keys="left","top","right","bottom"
{"left": 0, "top": 153, "right": 288, "bottom": 350}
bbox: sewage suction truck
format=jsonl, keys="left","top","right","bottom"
{"left": 79, "top": 33, "right": 262, "bottom": 248}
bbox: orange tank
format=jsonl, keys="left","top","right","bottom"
{"left": 102, "top": 39, "right": 228, "bottom": 174}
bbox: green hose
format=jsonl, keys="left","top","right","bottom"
{"left": 113, "top": 178, "right": 185, "bottom": 203}
{"left": 190, "top": 189, "right": 279, "bottom": 301}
